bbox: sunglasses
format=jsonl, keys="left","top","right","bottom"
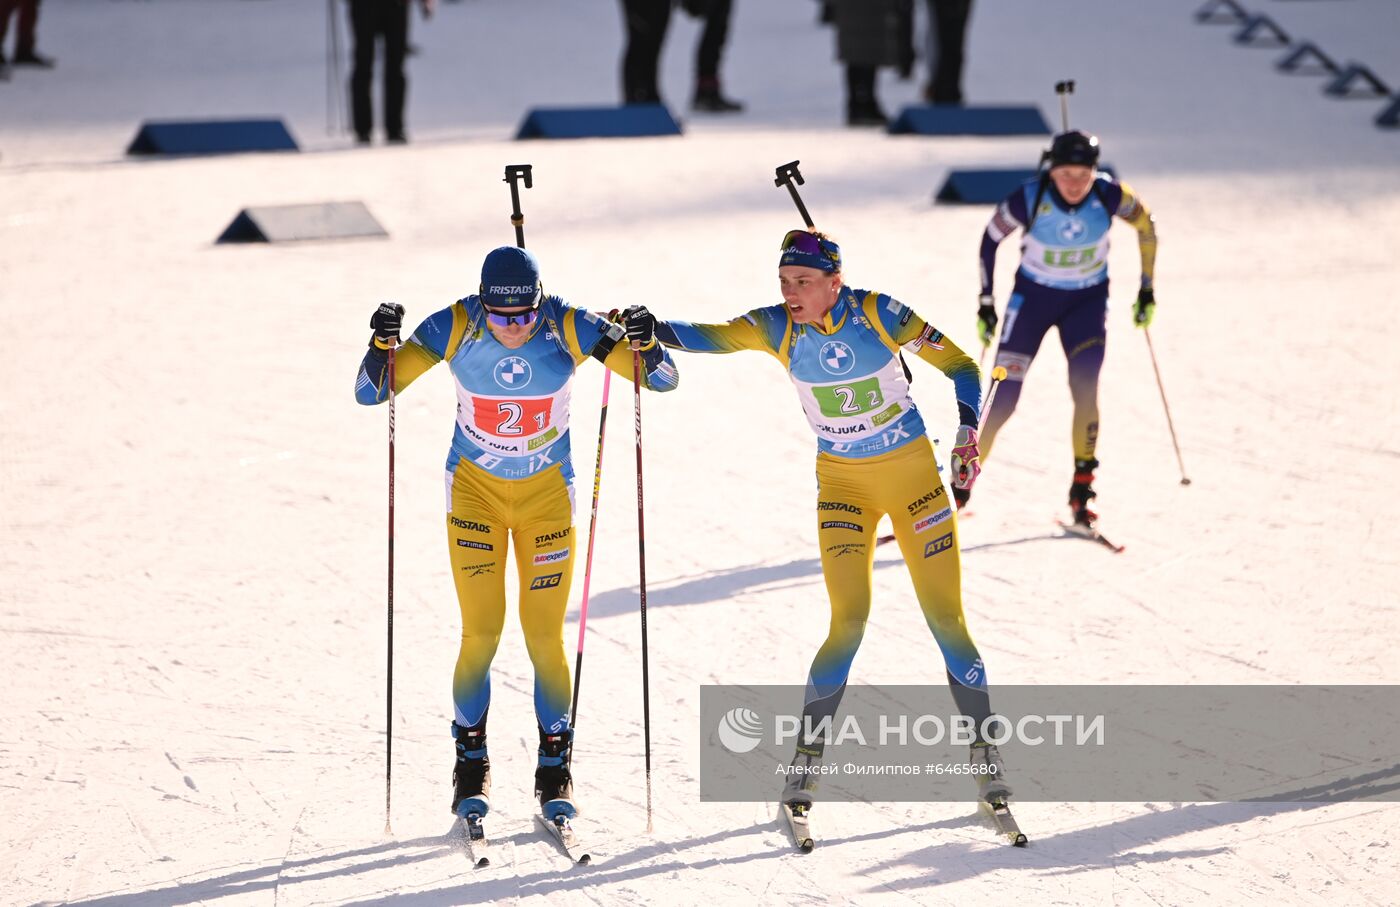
{"left": 781, "top": 229, "right": 840, "bottom": 265}
{"left": 485, "top": 308, "right": 539, "bottom": 328}
{"left": 781, "top": 229, "right": 823, "bottom": 255}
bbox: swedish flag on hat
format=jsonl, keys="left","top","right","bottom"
{"left": 480, "top": 246, "right": 542, "bottom": 308}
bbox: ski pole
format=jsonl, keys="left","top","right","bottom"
{"left": 384, "top": 341, "right": 397, "bottom": 835}
{"left": 569, "top": 363, "right": 614, "bottom": 728}
{"left": 632, "top": 348, "right": 654, "bottom": 834}
{"left": 504, "top": 164, "right": 533, "bottom": 248}
{"left": 980, "top": 365, "right": 1009, "bottom": 431}
{"left": 1055, "top": 79, "right": 1075, "bottom": 132}
{"left": 774, "top": 161, "right": 817, "bottom": 230}
{"left": 1143, "top": 328, "right": 1191, "bottom": 486}
{"left": 876, "top": 365, "right": 1007, "bottom": 544}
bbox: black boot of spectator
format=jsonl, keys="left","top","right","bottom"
{"left": 13, "top": 50, "right": 55, "bottom": 68}
{"left": 693, "top": 77, "right": 743, "bottom": 113}
{"left": 845, "top": 64, "right": 887, "bottom": 127}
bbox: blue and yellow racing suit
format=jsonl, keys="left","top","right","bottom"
{"left": 356, "top": 294, "right": 679, "bottom": 737}
{"left": 656, "top": 286, "right": 998, "bottom": 750}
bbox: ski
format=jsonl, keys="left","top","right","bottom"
{"left": 536, "top": 813, "right": 592, "bottom": 864}
{"left": 982, "top": 796, "right": 1028, "bottom": 846}
{"left": 781, "top": 802, "right": 814, "bottom": 853}
{"left": 460, "top": 813, "right": 493, "bottom": 868}
{"left": 1056, "top": 520, "right": 1125, "bottom": 553}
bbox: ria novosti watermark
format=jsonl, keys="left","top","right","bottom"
{"left": 701, "top": 685, "right": 1400, "bottom": 802}
{"left": 716, "top": 707, "right": 1105, "bottom": 753}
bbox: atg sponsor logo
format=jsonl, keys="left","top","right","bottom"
{"left": 533, "top": 548, "right": 570, "bottom": 565}
{"left": 923, "top": 532, "right": 954, "bottom": 558}
{"left": 913, "top": 508, "right": 952, "bottom": 534}
{"left": 530, "top": 572, "right": 563, "bottom": 590}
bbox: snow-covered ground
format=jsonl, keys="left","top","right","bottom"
{"left": 3, "top": 1, "right": 1399, "bottom": 904}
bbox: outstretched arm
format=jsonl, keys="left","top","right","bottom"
{"left": 655, "top": 305, "right": 788, "bottom": 358}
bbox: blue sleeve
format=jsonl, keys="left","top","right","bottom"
{"left": 566, "top": 304, "right": 626, "bottom": 361}
{"left": 979, "top": 187, "right": 1030, "bottom": 296}
{"left": 1095, "top": 176, "right": 1124, "bottom": 214}
{"left": 404, "top": 307, "right": 456, "bottom": 360}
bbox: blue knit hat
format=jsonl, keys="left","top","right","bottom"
{"left": 779, "top": 230, "right": 842, "bottom": 273}
{"left": 480, "top": 246, "right": 542, "bottom": 308}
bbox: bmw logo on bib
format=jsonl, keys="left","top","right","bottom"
{"left": 495, "top": 356, "right": 532, "bottom": 389}
{"left": 1058, "top": 218, "right": 1087, "bottom": 243}
{"left": 819, "top": 340, "right": 855, "bottom": 376}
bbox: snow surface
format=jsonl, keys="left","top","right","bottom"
{"left": 3, "top": 1, "right": 1399, "bottom": 904}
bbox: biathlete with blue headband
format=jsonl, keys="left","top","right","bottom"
{"left": 355, "top": 246, "right": 679, "bottom": 824}
{"left": 624, "top": 229, "right": 1012, "bottom": 814}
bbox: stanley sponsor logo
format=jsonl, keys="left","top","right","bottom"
{"left": 906, "top": 487, "right": 945, "bottom": 515}
{"left": 534, "top": 528, "right": 571, "bottom": 545}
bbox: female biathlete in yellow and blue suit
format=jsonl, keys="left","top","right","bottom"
{"left": 629, "top": 230, "right": 1009, "bottom": 810}
{"left": 355, "top": 246, "right": 678, "bottom": 823}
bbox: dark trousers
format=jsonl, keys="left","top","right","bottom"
{"left": 620, "top": 0, "right": 671, "bottom": 103}
{"left": 0, "top": 0, "right": 40, "bottom": 56}
{"left": 348, "top": 0, "right": 409, "bottom": 140}
{"left": 982, "top": 276, "right": 1108, "bottom": 464}
{"left": 925, "top": 0, "right": 972, "bottom": 104}
{"left": 695, "top": 0, "right": 731, "bottom": 81}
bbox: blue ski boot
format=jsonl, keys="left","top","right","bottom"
{"left": 535, "top": 727, "right": 576, "bottom": 821}
{"left": 451, "top": 720, "right": 491, "bottom": 819}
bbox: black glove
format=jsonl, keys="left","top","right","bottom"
{"left": 369, "top": 302, "right": 404, "bottom": 349}
{"left": 976, "top": 295, "right": 998, "bottom": 347}
{"left": 623, "top": 305, "right": 657, "bottom": 349}
{"left": 1133, "top": 288, "right": 1156, "bottom": 328}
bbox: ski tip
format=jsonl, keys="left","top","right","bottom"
{"left": 797, "top": 837, "right": 814, "bottom": 853}
{"left": 577, "top": 853, "right": 593, "bottom": 865}
{"left": 1012, "top": 833, "right": 1028, "bottom": 846}
{"left": 474, "top": 855, "right": 491, "bottom": 869}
